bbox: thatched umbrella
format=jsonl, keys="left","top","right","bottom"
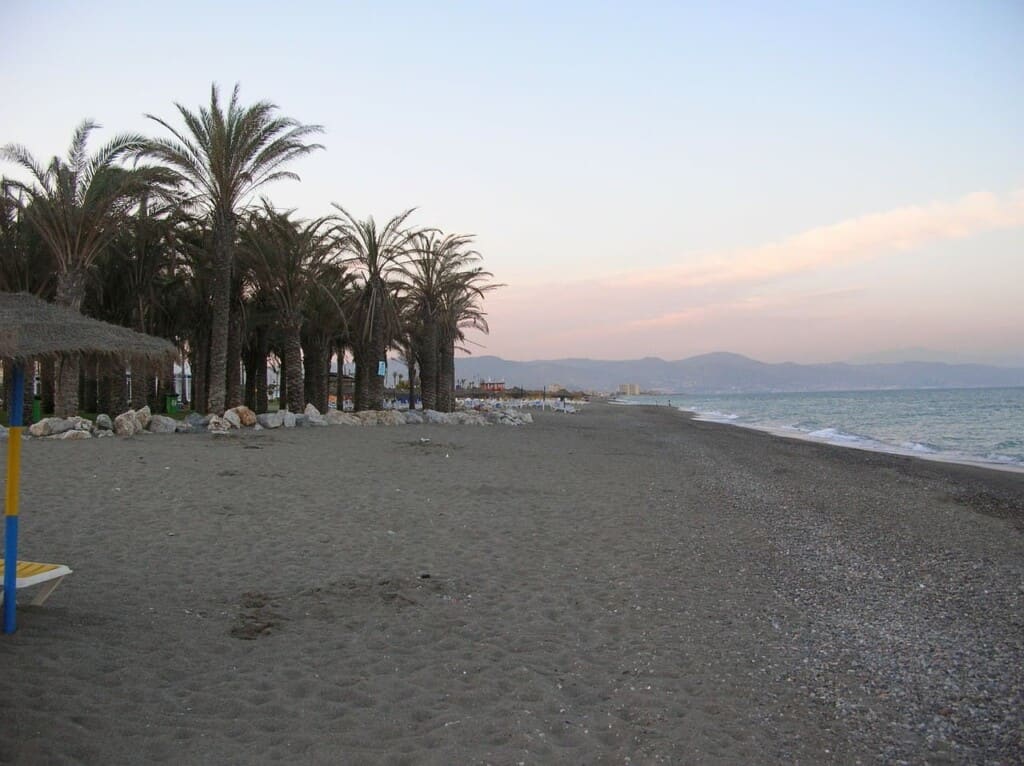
{"left": 1, "top": 291, "right": 176, "bottom": 634}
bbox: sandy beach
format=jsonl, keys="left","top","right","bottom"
{"left": 1, "top": 403, "right": 1021, "bottom": 764}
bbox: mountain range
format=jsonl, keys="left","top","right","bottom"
{"left": 450, "top": 352, "right": 1024, "bottom": 394}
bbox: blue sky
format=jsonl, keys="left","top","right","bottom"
{"left": 2, "top": 2, "right": 1022, "bottom": 362}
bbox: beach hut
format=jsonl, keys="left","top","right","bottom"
{"left": 0, "top": 291, "right": 176, "bottom": 633}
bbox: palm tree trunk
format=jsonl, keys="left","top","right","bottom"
{"left": 53, "top": 268, "right": 87, "bottom": 416}
{"left": 357, "top": 311, "right": 387, "bottom": 411}
{"left": 438, "top": 340, "right": 455, "bottom": 412}
{"left": 206, "top": 216, "right": 234, "bottom": 414}
{"left": 417, "top": 324, "right": 439, "bottom": 411}
{"left": 100, "top": 360, "right": 126, "bottom": 415}
{"left": 283, "top": 320, "right": 304, "bottom": 413}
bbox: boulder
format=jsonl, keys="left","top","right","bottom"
{"left": 355, "top": 411, "right": 380, "bottom": 425}
{"left": 95, "top": 413, "right": 113, "bottom": 431}
{"left": 230, "top": 405, "right": 257, "bottom": 427}
{"left": 29, "top": 417, "right": 76, "bottom": 438}
{"left": 135, "top": 405, "right": 152, "bottom": 430}
{"left": 304, "top": 403, "right": 321, "bottom": 417}
{"left": 222, "top": 409, "right": 242, "bottom": 429}
{"left": 114, "top": 411, "right": 140, "bottom": 437}
{"left": 148, "top": 415, "right": 178, "bottom": 434}
{"left": 403, "top": 411, "right": 424, "bottom": 425}
{"left": 326, "top": 410, "right": 361, "bottom": 425}
{"left": 59, "top": 429, "right": 92, "bottom": 440}
{"left": 282, "top": 410, "right": 297, "bottom": 428}
{"left": 452, "top": 411, "right": 488, "bottom": 426}
{"left": 207, "top": 415, "right": 231, "bottom": 433}
{"left": 423, "top": 409, "right": 450, "bottom": 424}
{"left": 257, "top": 411, "right": 284, "bottom": 429}
{"left": 306, "top": 413, "right": 328, "bottom": 426}
{"left": 185, "top": 412, "right": 209, "bottom": 428}
{"left": 378, "top": 410, "right": 406, "bottom": 426}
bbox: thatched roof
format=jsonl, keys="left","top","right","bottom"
{"left": 0, "top": 292, "right": 177, "bottom": 364}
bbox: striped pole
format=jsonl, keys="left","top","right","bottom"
{"left": 3, "top": 364, "right": 25, "bottom": 633}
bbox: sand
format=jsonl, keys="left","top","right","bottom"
{"left": 1, "top": 403, "right": 1021, "bottom": 764}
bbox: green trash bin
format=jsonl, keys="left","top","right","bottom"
{"left": 32, "top": 397, "right": 41, "bottom": 423}
{"left": 165, "top": 395, "right": 177, "bottom": 414}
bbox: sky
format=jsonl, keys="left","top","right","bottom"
{"left": 1, "top": 1, "right": 1022, "bottom": 364}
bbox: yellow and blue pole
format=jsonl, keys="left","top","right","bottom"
{"left": 3, "top": 363, "right": 25, "bottom": 633}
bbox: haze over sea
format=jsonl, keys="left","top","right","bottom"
{"left": 617, "top": 387, "right": 1024, "bottom": 471}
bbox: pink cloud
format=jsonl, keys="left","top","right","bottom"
{"left": 465, "top": 189, "right": 1024, "bottom": 360}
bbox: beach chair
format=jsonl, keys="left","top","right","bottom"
{"left": 0, "top": 560, "right": 72, "bottom": 606}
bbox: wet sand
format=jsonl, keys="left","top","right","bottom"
{"left": 1, "top": 403, "right": 1022, "bottom": 764}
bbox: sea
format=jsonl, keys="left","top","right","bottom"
{"left": 613, "top": 387, "right": 1024, "bottom": 472}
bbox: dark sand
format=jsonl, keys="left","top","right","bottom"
{"left": 1, "top": 403, "right": 1022, "bottom": 764}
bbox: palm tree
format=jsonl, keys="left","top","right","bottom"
{"left": 145, "top": 83, "right": 323, "bottom": 413}
{"left": 403, "top": 231, "right": 482, "bottom": 411}
{"left": 333, "top": 206, "right": 419, "bottom": 411}
{"left": 436, "top": 263, "right": 499, "bottom": 411}
{"left": 302, "top": 260, "right": 354, "bottom": 413}
{"left": 1, "top": 121, "right": 170, "bottom": 415}
{"left": 238, "top": 200, "right": 338, "bottom": 414}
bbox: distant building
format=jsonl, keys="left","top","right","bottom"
{"left": 618, "top": 383, "right": 641, "bottom": 396}
{"left": 481, "top": 380, "right": 506, "bottom": 393}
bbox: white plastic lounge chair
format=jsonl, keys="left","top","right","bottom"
{"left": 0, "top": 560, "right": 72, "bottom": 606}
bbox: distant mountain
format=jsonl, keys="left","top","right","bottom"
{"left": 451, "top": 352, "right": 1024, "bottom": 394}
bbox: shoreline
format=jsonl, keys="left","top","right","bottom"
{"left": 3, "top": 402, "right": 1022, "bottom": 763}
{"left": 608, "top": 395, "right": 1024, "bottom": 475}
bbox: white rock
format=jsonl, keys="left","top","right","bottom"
{"left": 306, "top": 413, "right": 328, "bottom": 426}
{"left": 355, "top": 411, "right": 380, "bottom": 425}
{"left": 59, "top": 429, "right": 92, "bottom": 440}
{"left": 378, "top": 410, "right": 406, "bottom": 426}
{"left": 95, "top": 413, "right": 113, "bottom": 430}
{"left": 304, "top": 403, "right": 321, "bottom": 417}
{"left": 256, "top": 411, "right": 284, "bottom": 429}
{"left": 403, "top": 411, "right": 424, "bottom": 425}
{"left": 222, "top": 409, "right": 242, "bottom": 429}
{"left": 148, "top": 415, "right": 178, "bottom": 434}
{"left": 114, "top": 411, "right": 139, "bottom": 436}
{"left": 135, "top": 405, "right": 152, "bottom": 430}
{"left": 207, "top": 415, "right": 231, "bottom": 433}
{"left": 452, "top": 411, "right": 488, "bottom": 426}
{"left": 29, "top": 417, "right": 75, "bottom": 437}
{"left": 31, "top": 418, "right": 61, "bottom": 437}
{"left": 282, "top": 410, "right": 297, "bottom": 428}
{"left": 423, "top": 410, "right": 450, "bottom": 424}
{"left": 230, "top": 405, "right": 257, "bottom": 427}
{"left": 326, "top": 410, "right": 362, "bottom": 425}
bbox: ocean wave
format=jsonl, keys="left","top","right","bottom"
{"left": 900, "top": 441, "right": 940, "bottom": 454}
{"left": 692, "top": 409, "right": 740, "bottom": 423}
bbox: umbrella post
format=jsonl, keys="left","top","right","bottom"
{"left": 3, "top": 363, "right": 24, "bottom": 634}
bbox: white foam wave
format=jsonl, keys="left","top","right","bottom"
{"left": 693, "top": 410, "right": 740, "bottom": 423}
